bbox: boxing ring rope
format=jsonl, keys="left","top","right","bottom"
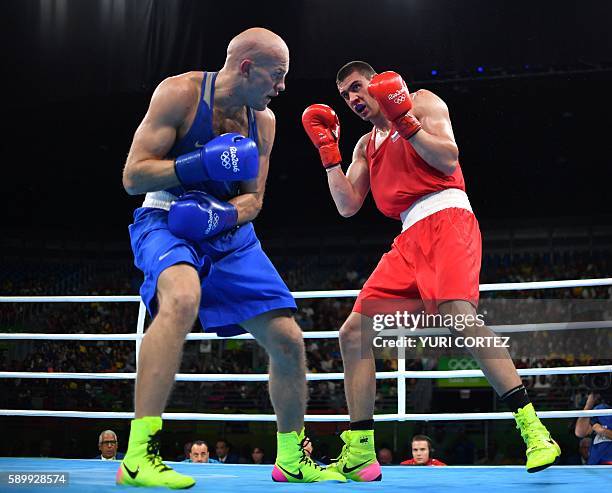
{"left": 1, "top": 277, "right": 611, "bottom": 422}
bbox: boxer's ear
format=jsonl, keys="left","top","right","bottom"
{"left": 240, "top": 59, "right": 253, "bottom": 78}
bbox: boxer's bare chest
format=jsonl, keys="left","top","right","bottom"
{"left": 176, "top": 75, "right": 249, "bottom": 140}
{"left": 211, "top": 107, "right": 249, "bottom": 138}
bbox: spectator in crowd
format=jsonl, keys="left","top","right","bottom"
{"left": 564, "top": 437, "right": 592, "bottom": 465}
{"left": 251, "top": 447, "right": 271, "bottom": 465}
{"left": 400, "top": 435, "right": 446, "bottom": 466}
{"left": 95, "top": 430, "right": 124, "bottom": 460}
{"left": 214, "top": 439, "right": 240, "bottom": 464}
{"left": 183, "top": 441, "right": 219, "bottom": 463}
{"left": 575, "top": 392, "right": 612, "bottom": 464}
{"left": 377, "top": 447, "right": 394, "bottom": 465}
{"left": 177, "top": 442, "right": 192, "bottom": 462}
{"left": 577, "top": 437, "right": 592, "bottom": 465}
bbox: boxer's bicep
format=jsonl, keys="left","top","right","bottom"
{"left": 127, "top": 78, "right": 193, "bottom": 166}
{"left": 123, "top": 79, "right": 195, "bottom": 194}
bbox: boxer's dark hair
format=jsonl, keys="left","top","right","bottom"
{"left": 336, "top": 61, "right": 377, "bottom": 84}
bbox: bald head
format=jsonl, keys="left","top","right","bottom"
{"left": 219, "top": 27, "right": 289, "bottom": 111}
{"left": 225, "top": 28, "right": 289, "bottom": 69}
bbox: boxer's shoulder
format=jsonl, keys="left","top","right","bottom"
{"left": 411, "top": 89, "right": 448, "bottom": 116}
{"left": 355, "top": 132, "right": 371, "bottom": 155}
{"left": 154, "top": 72, "right": 202, "bottom": 107}
{"left": 149, "top": 72, "right": 203, "bottom": 125}
{"left": 254, "top": 106, "right": 275, "bottom": 126}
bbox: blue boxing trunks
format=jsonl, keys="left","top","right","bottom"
{"left": 129, "top": 207, "right": 296, "bottom": 336}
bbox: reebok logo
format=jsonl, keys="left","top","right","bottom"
{"left": 123, "top": 464, "right": 139, "bottom": 479}
{"left": 277, "top": 464, "right": 304, "bottom": 480}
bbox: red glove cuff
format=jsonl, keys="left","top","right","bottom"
{"left": 395, "top": 113, "right": 422, "bottom": 140}
{"left": 319, "top": 144, "right": 342, "bottom": 168}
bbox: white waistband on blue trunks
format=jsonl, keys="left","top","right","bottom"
{"left": 399, "top": 188, "right": 473, "bottom": 232}
{"left": 141, "top": 191, "right": 178, "bottom": 211}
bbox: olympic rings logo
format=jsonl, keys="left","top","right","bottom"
{"left": 205, "top": 210, "right": 220, "bottom": 235}
{"left": 447, "top": 358, "right": 479, "bottom": 370}
{"left": 387, "top": 90, "right": 406, "bottom": 105}
{"left": 221, "top": 151, "right": 232, "bottom": 169}
{"left": 220, "top": 146, "right": 240, "bottom": 172}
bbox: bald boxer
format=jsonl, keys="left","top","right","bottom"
{"left": 118, "top": 28, "right": 344, "bottom": 488}
{"left": 302, "top": 61, "right": 560, "bottom": 479}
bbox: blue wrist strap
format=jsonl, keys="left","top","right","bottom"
{"left": 174, "top": 149, "right": 207, "bottom": 186}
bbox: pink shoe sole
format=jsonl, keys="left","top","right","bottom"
{"left": 355, "top": 462, "right": 382, "bottom": 482}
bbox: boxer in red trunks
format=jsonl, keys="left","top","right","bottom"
{"left": 302, "top": 61, "right": 560, "bottom": 479}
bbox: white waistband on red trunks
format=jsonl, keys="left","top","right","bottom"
{"left": 141, "top": 191, "right": 178, "bottom": 211}
{"left": 399, "top": 188, "right": 473, "bottom": 232}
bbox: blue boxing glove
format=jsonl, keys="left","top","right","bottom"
{"left": 174, "top": 133, "right": 259, "bottom": 186}
{"left": 168, "top": 191, "right": 238, "bottom": 241}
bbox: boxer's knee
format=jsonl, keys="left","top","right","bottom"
{"left": 156, "top": 264, "right": 201, "bottom": 333}
{"left": 439, "top": 300, "right": 484, "bottom": 337}
{"left": 256, "top": 314, "right": 305, "bottom": 368}
{"left": 339, "top": 313, "right": 365, "bottom": 350}
{"left": 273, "top": 322, "right": 305, "bottom": 364}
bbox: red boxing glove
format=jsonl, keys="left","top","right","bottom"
{"left": 301, "top": 104, "right": 342, "bottom": 168}
{"left": 367, "top": 71, "right": 422, "bottom": 140}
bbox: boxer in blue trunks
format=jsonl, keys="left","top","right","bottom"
{"left": 117, "top": 28, "right": 344, "bottom": 488}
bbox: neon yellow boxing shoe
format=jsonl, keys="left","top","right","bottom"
{"left": 514, "top": 403, "right": 561, "bottom": 473}
{"left": 116, "top": 416, "right": 195, "bottom": 489}
{"left": 272, "top": 429, "right": 346, "bottom": 483}
{"left": 326, "top": 430, "right": 382, "bottom": 481}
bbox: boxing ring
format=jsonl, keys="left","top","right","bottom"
{"left": 1, "top": 278, "right": 612, "bottom": 491}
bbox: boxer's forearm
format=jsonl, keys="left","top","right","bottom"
{"left": 123, "top": 158, "right": 180, "bottom": 195}
{"left": 326, "top": 167, "right": 363, "bottom": 217}
{"left": 598, "top": 427, "right": 612, "bottom": 440}
{"left": 408, "top": 129, "right": 458, "bottom": 176}
{"left": 230, "top": 192, "right": 263, "bottom": 224}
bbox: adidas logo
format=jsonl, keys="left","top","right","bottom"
{"left": 360, "top": 438, "right": 369, "bottom": 444}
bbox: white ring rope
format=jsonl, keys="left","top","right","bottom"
{"left": 1, "top": 321, "right": 611, "bottom": 342}
{"left": 0, "top": 277, "right": 611, "bottom": 303}
{"left": 1, "top": 409, "right": 611, "bottom": 422}
{"left": 2, "top": 365, "right": 611, "bottom": 382}
{"left": 1, "top": 277, "right": 611, "bottom": 423}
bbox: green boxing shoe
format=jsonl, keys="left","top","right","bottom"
{"left": 326, "top": 430, "right": 382, "bottom": 482}
{"left": 272, "top": 429, "right": 346, "bottom": 483}
{"left": 514, "top": 403, "right": 561, "bottom": 473}
{"left": 116, "top": 417, "right": 195, "bottom": 489}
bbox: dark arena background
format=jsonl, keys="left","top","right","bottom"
{"left": 1, "top": 1, "right": 611, "bottom": 492}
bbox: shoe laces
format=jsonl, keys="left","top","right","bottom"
{"left": 515, "top": 412, "right": 549, "bottom": 446}
{"left": 146, "top": 431, "right": 172, "bottom": 472}
{"left": 298, "top": 437, "right": 322, "bottom": 471}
